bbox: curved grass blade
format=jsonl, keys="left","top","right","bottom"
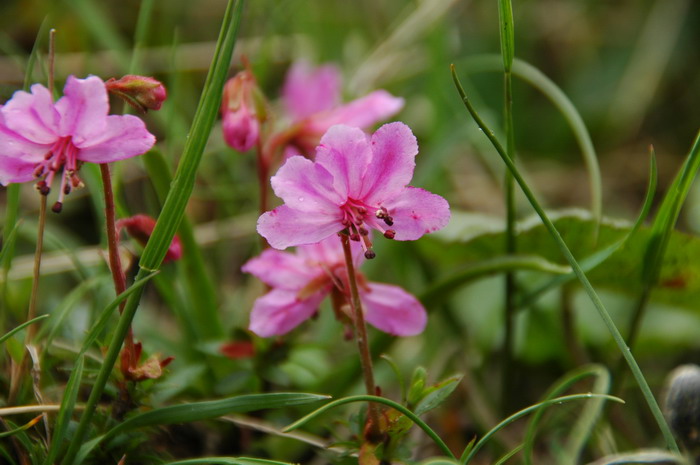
{"left": 453, "top": 65, "right": 678, "bottom": 453}
{"left": 459, "top": 55, "right": 602, "bottom": 229}
{"left": 74, "top": 393, "right": 328, "bottom": 463}
{"left": 495, "top": 444, "right": 523, "bottom": 465}
{"left": 0, "top": 315, "right": 48, "bottom": 346}
{"left": 421, "top": 255, "right": 570, "bottom": 307}
{"left": 0, "top": 415, "right": 42, "bottom": 439}
{"left": 283, "top": 394, "right": 455, "bottom": 459}
{"left": 586, "top": 450, "right": 686, "bottom": 465}
{"left": 461, "top": 394, "right": 624, "bottom": 464}
{"left": 62, "top": 2, "right": 245, "bottom": 463}
{"left": 523, "top": 365, "right": 610, "bottom": 465}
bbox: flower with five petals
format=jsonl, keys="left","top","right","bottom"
{"left": 258, "top": 122, "right": 450, "bottom": 257}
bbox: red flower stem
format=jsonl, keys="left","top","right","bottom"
{"left": 339, "top": 234, "right": 382, "bottom": 440}
{"left": 100, "top": 163, "right": 136, "bottom": 371}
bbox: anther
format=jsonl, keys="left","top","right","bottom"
{"left": 63, "top": 184, "right": 72, "bottom": 195}
{"left": 359, "top": 227, "right": 369, "bottom": 236}
{"left": 383, "top": 216, "right": 394, "bottom": 226}
{"left": 51, "top": 202, "right": 63, "bottom": 213}
{"left": 33, "top": 165, "right": 45, "bottom": 178}
{"left": 350, "top": 233, "right": 360, "bottom": 241}
{"left": 384, "top": 230, "right": 396, "bottom": 239}
{"left": 37, "top": 182, "right": 50, "bottom": 196}
{"left": 364, "top": 250, "right": 376, "bottom": 260}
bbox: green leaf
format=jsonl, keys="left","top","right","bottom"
{"left": 44, "top": 356, "right": 84, "bottom": 465}
{"left": 497, "top": 0, "right": 515, "bottom": 71}
{"left": 164, "top": 459, "right": 296, "bottom": 465}
{"left": 414, "top": 375, "right": 463, "bottom": 416}
{"left": 0, "top": 315, "right": 48, "bottom": 345}
{"left": 586, "top": 450, "right": 686, "bottom": 465}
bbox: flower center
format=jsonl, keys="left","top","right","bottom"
{"left": 340, "top": 199, "right": 396, "bottom": 259}
{"left": 33, "top": 136, "right": 84, "bottom": 212}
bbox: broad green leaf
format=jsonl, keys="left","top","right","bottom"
{"left": 426, "top": 208, "right": 700, "bottom": 311}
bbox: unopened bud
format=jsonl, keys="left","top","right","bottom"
{"left": 221, "top": 70, "right": 267, "bottom": 152}
{"left": 116, "top": 214, "right": 182, "bottom": 263}
{"left": 106, "top": 75, "right": 167, "bottom": 112}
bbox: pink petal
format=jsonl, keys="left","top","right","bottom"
{"left": 361, "top": 282, "right": 427, "bottom": 336}
{"left": 361, "top": 122, "right": 418, "bottom": 204}
{"left": 297, "top": 234, "right": 365, "bottom": 268}
{"left": 76, "top": 114, "right": 155, "bottom": 163}
{"left": 257, "top": 205, "right": 344, "bottom": 250}
{"left": 315, "top": 125, "right": 372, "bottom": 199}
{"left": 283, "top": 61, "right": 341, "bottom": 121}
{"left": 222, "top": 106, "right": 259, "bottom": 152}
{"left": 249, "top": 289, "right": 326, "bottom": 337}
{"left": 383, "top": 186, "right": 450, "bottom": 240}
{"left": 54, "top": 75, "right": 109, "bottom": 144}
{"left": 270, "top": 155, "right": 344, "bottom": 212}
{"left": 2, "top": 83, "right": 60, "bottom": 144}
{"left": 305, "top": 90, "right": 404, "bottom": 135}
{"left": 242, "top": 248, "right": 320, "bottom": 289}
{"left": 0, "top": 154, "right": 37, "bottom": 185}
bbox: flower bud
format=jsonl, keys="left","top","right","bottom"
{"left": 116, "top": 214, "right": 182, "bottom": 263}
{"left": 221, "top": 70, "right": 267, "bottom": 152}
{"left": 105, "top": 75, "right": 167, "bottom": 112}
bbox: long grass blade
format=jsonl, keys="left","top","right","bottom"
{"left": 452, "top": 64, "right": 679, "bottom": 453}
{"left": 164, "top": 459, "right": 295, "bottom": 465}
{"left": 43, "top": 356, "right": 84, "bottom": 465}
{"left": 0, "top": 315, "right": 49, "bottom": 345}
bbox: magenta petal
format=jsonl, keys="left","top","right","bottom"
{"left": 258, "top": 205, "right": 343, "bottom": 250}
{"left": 222, "top": 106, "right": 259, "bottom": 152}
{"left": 2, "top": 84, "right": 59, "bottom": 144}
{"left": 361, "top": 282, "right": 427, "bottom": 336}
{"left": 315, "top": 125, "right": 372, "bottom": 199}
{"left": 55, "top": 76, "right": 108, "bottom": 143}
{"left": 76, "top": 114, "right": 155, "bottom": 163}
{"left": 0, "top": 154, "right": 37, "bottom": 185}
{"left": 283, "top": 62, "right": 341, "bottom": 121}
{"left": 270, "top": 155, "right": 344, "bottom": 212}
{"left": 305, "top": 90, "right": 404, "bottom": 135}
{"left": 296, "top": 233, "right": 365, "bottom": 268}
{"left": 242, "top": 248, "right": 320, "bottom": 289}
{"left": 249, "top": 289, "right": 326, "bottom": 337}
{"left": 384, "top": 186, "right": 450, "bottom": 240}
{"left": 361, "top": 122, "right": 418, "bottom": 203}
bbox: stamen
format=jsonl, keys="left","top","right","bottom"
{"left": 384, "top": 230, "right": 396, "bottom": 239}
{"left": 383, "top": 216, "right": 394, "bottom": 226}
{"left": 359, "top": 227, "right": 369, "bottom": 236}
{"left": 51, "top": 202, "right": 63, "bottom": 213}
{"left": 364, "top": 249, "right": 376, "bottom": 259}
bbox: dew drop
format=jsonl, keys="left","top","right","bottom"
{"left": 298, "top": 196, "right": 305, "bottom": 202}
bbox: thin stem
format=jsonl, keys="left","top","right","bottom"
{"left": 48, "top": 29, "right": 56, "bottom": 95}
{"left": 339, "top": 234, "right": 382, "bottom": 440}
{"left": 502, "top": 68, "right": 517, "bottom": 414}
{"left": 100, "top": 163, "right": 136, "bottom": 372}
{"left": 451, "top": 65, "right": 679, "bottom": 453}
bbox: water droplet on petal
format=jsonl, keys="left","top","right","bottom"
{"left": 298, "top": 196, "right": 305, "bottom": 202}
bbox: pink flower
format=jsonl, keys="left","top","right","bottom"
{"left": 281, "top": 61, "right": 404, "bottom": 156}
{"left": 116, "top": 214, "right": 182, "bottom": 263}
{"left": 0, "top": 75, "right": 156, "bottom": 211}
{"left": 221, "top": 70, "right": 265, "bottom": 152}
{"left": 258, "top": 122, "right": 450, "bottom": 257}
{"left": 242, "top": 235, "right": 427, "bottom": 337}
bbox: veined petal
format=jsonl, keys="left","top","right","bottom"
{"left": 258, "top": 205, "right": 343, "bottom": 250}
{"left": 305, "top": 90, "right": 404, "bottom": 135}
{"left": 242, "top": 248, "right": 320, "bottom": 289}
{"left": 0, "top": 154, "right": 37, "bottom": 185}
{"left": 315, "top": 125, "right": 372, "bottom": 199}
{"left": 297, "top": 233, "right": 365, "bottom": 268}
{"left": 361, "top": 122, "right": 418, "bottom": 203}
{"left": 54, "top": 75, "right": 108, "bottom": 143}
{"left": 283, "top": 61, "right": 341, "bottom": 121}
{"left": 249, "top": 289, "right": 326, "bottom": 337}
{"left": 2, "top": 84, "right": 59, "bottom": 144}
{"left": 76, "top": 114, "right": 155, "bottom": 163}
{"left": 271, "top": 155, "right": 344, "bottom": 211}
{"left": 361, "top": 282, "right": 427, "bottom": 336}
{"left": 383, "top": 186, "right": 450, "bottom": 240}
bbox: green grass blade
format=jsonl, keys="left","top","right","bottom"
{"left": 129, "top": 0, "right": 156, "bottom": 73}
{"left": 283, "top": 394, "right": 455, "bottom": 459}
{"left": 75, "top": 393, "right": 328, "bottom": 462}
{"left": 62, "top": 3, "right": 246, "bottom": 463}
{"left": 497, "top": 0, "right": 515, "bottom": 72}
{"left": 0, "top": 415, "right": 43, "bottom": 439}
{"left": 460, "top": 55, "right": 603, "bottom": 229}
{"left": 523, "top": 365, "right": 610, "bottom": 465}
{"left": 44, "top": 356, "right": 84, "bottom": 465}
{"left": 0, "top": 315, "right": 49, "bottom": 345}
{"left": 461, "top": 394, "right": 623, "bottom": 464}
{"left": 421, "top": 255, "right": 570, "bottom": 307}
{"left": 587, "top": 450, "right": 686, "bottom": 465}
{"left": 452, "top": 65, "right": 679, "bottom": 454}
{"left": 494, "top": 444, "right": 523, "bottom": 465}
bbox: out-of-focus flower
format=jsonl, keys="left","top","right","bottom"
{"left": 258, "top": 123, "right": 450, "bottom": 257}
{"left": 280, "top": 61, "right": 404, "bottom": 157}
{"left": 121, "top": 341, "right": 174, "bottom": 381}
{"left": 105, "top": 75, "right": 167, "bottom": 112}
{"left": 0, "top": 75, "right": 156, "bottom": 212}
{"left": 242, "top": 235, "right": 427, "bottom": 337}
{"left": 116, "top": 214, "right": 182, "bottom": 263}
{"left": 221, "top": 70, "right": 266, "bottom": 152}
